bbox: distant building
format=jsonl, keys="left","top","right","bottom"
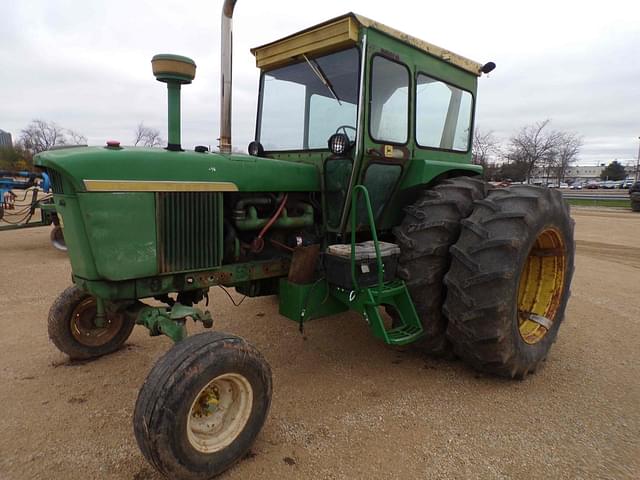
{"left": 0, "top": 129, "right": 12, "bottom": 147}
{"left": 531, "top": 164, "right": 605, "bottom": 184}
{"left": 567, "top": 161, "right": 636, "bottom": 181}
{"left": 531, "top": 162, "right": 636, "bottom": 184}
{"left": 564, "top": 165, "right": 605, "bottom": 181}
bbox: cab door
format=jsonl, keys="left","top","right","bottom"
{"left": 353, "top": 50, "right": 412, "bottom": 231}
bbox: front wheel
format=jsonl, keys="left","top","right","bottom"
{"left": 444, "top": 185, "right": 575, "bottom": 379}
{"left": 134, "top": 332, "right": 272, "bottom": 480}
{"left": 50, "top": 225, "right": 67, "bottom": 251}
{"left": 48, "top": 285, "right": 136, "bottom": 359}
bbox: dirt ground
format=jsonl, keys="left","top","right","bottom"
{"left": 1, "top": 207, "right": 638, "bottom": 480}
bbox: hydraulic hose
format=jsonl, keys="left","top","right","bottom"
{"left": 251, "top": 193, "right": 288, "bottom": 253}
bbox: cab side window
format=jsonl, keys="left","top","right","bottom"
{"left": 416, "top": 74, "right": 472, "bottom": 151}
{"left": 369, "top": 56, "right": 410, "bottom": 144}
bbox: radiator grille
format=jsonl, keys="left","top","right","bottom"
{"left": 47, "top": 169, "right": 65, "bottom": 194}
{"left": 157, "top": 192, "right": 224, "bottom": 273}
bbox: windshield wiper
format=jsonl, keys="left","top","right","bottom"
{"left": 302, "top": 54, "right": 342, "bottom": 106}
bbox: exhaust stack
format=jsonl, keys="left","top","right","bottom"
{"left": 219, "top": 0, "right": 237, "bottom": 154}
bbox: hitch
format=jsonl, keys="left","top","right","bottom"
{"left": 136, "top": 303, "right": 213, "bottom": 343}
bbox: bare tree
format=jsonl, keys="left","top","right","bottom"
{"left": 19, "top": 120, "right": 87, "bottom": 154}
{"left": 20, "top": 120, "right": 66, "bottom": 153}
{"left": 554, "top": 132, "right": 582, "bottom": 182}
{"left": 498, "top": 150, "right": 529, "bottom": 182}
{"left": 508, "top": 119, "right": 563, "bottom": 183}
{"left": 133, "top": 122, "right": 164, "bottom": 147}
{"left": 540, "top": 147, "right": 559, "bottom": 185}
{"left": 472, "top": 129, "right": 501, "bottom": 178}
{"left": 66, "top": 129, "right": 88, "bottom": 146}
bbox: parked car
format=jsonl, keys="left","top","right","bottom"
{"left": 585, "top": 182, "right": 599, "bottom": 189}
{"left": 621, "top": 179, "right": 635, "bottom": 189}
{"left": 601, "top": 181, "right": 618, "bottom": 189}
{"left": 570, "top": 182, "right": 583, "bottom": 190}
{"left": 559, "top": 182, "right": 570, "bottom": 189}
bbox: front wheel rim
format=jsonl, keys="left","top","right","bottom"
{"left": 70, "top": 298, "right": 124, "bottom": 346}
{"left": 187, "top": 373, "right": 253, "bottom": 453}
{"left": 517, "top": 227, "right": 567, "bottom": 345}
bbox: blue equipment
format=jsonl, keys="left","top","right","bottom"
{"left": 0, "top": 170, "right": 66, "bottom": 250}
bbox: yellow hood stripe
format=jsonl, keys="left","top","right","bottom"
{"left": 83, "top": 180, "right": 238, "bottom": 192}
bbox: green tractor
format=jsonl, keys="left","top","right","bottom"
{"left": 35, "top": 2, "right": 575, "bottom": 478}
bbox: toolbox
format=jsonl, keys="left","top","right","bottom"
{"left": 325, "top": 241, "right": 400, "bottom": 289}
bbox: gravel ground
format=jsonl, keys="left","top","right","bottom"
{"left": 0, "top": 207, "right": 638, "bottom": 480}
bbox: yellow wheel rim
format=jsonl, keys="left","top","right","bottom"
{"left": 517, "top": 227, "right": 567, "bottom": 345}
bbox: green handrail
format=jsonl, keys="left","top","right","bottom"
{"left": 350, "top": 185, "right": 385, "bottom": 292}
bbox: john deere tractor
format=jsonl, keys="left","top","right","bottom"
{"left": 35, "top": 2, "right": 575, "bottom": 478}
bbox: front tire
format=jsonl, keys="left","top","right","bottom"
{"left": 393, "top": 177, "right": 488, "bottom": 354}
{"left": 50, "top": 225, "right": 67, "bottom": 251}
{"left": 444, "top": 185, "right": 575, "bottom": 378}
{"left": 134, "top": 332, "right": 272, "bottom": 480}
{"left": 48, "top": 285, "right": 136, "bottom": 359}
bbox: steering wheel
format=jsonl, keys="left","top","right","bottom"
{"left": 335, "top": 125, "right": 356, "bottom": 139}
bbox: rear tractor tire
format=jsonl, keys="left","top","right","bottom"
{"left": 393, "top": 176, "right": 488, "bottom": 355}
{"left": 48, "top": 285, "right": 136, "bottom": 360}
{"left": 134, "top": 332, "right": 272, "bottom": 480}
{"left": 630, "top": 192, "right": 640, "bottom": 212}
{"left": 444, "top": 185, "right": 575, "bottom": 378}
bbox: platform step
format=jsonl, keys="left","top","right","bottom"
{"left": 329, "top": 280, "right": 424, "bottom": 346}
{"left": 385, "top": 324, "right": 424, "bottom": 345}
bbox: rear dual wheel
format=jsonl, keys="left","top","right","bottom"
{"left": 134, "top": 332, "right": 272, "bottom": 480}
{"left": 394, "top": 176, "right": 488, "bottom": 354}
{"left": 444, "top": 185, "right": 575, "bottom": 378}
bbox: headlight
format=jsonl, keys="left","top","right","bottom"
{"left": 328, "top": 133, "right": 351, "bottom": 156}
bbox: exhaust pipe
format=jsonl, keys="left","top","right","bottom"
{"left": 220, "top": 0, "right": 237, "bottom": 154}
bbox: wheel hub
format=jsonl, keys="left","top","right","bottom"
{"left": 70, "top": 298, "right": 124, "bottom": 347}
{"left": 187, "top": 373, "right": 253, "bottom": 453}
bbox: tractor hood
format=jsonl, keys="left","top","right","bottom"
{"left": 35, "top": 146, "right": 320, "bottom": 193}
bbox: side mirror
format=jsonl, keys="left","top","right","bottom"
{"left": 481, "top": 62, "right": 496, "bottom": 74}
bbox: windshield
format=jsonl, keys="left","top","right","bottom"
{"left": 257, "top": 48, "right": 359, "bottom": 151}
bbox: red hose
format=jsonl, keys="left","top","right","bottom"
{"left": 251, "top": 193, "right": 288, "bottom": 253}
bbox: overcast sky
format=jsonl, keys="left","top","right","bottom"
{"left": 1, "top": 0, "right": 639, "bottom": 165}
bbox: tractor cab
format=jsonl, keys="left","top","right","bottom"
{"left": 250, "top": 13, "right": 489, "bottom": 231}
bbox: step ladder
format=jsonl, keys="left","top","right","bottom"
{"left": 329, "top": 185, "right": 424, "bottom": 346}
